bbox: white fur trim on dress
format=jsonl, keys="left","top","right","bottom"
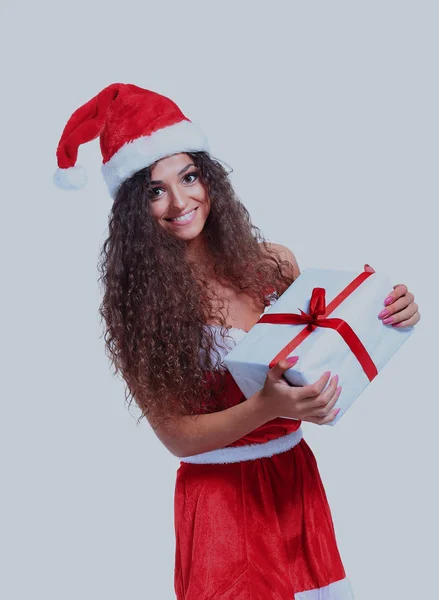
{"left": 179, "top": 427, "right": 303, "bottom": 464}
{"left": 101, "top": 119, "right": 210, "bottom": 198}
{"left": 295, "top": 576, "right": 355, "bottom": 599}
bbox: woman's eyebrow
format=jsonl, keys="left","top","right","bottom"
{"left": 150, "top": 163, "right": 196, "bottom": 185}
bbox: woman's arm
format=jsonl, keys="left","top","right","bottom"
{"left": 146, "top": 389, "right": 271, "bottom": 458}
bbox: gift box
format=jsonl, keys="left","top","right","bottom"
{"left": 223, "top": 266, "right": 414, "bottom": 425}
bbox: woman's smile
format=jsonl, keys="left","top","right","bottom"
{"left": 148, "top": 153, "right": 210, "bottom": 242}
{"left": 165, "top": 206, "right": 199, "bottom": 225}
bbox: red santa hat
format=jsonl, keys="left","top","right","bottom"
{"left": 53, "top": 82, "right": 210, "bottom": 198}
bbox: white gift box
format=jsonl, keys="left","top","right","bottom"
{"left": 223, "top": 267, "right": 415, "bottom": 426}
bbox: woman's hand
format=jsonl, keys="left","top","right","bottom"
{"left": 364, "top": 265, "right": 421, "bottom": 328}
{"left": 259, "top": 357, "right": 342, "bottom": 425}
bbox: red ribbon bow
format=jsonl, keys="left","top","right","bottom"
{"left": 258, "top": 269, "right": 378, "bottom": 382}
{"left": 297, "top": 287, "right": 327, "bottom": 330}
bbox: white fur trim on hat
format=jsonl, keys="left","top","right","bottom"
{"left": 101, "top": 119, "right": 210, "bottom": 198}
{"left": 53, "top": 164, "right": 87, "bottom": 191}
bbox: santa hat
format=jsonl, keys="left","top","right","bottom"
{"left": 53, "top": 82, "right": 210, "bottom": 198}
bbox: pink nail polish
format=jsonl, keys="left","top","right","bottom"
{"left": 286, "top": 355, "right": 299, "bottom": 364}
{"left": 382, "top": 316, "right": 393, "bottom": 324}
{"left": 385, "top": 296, "right": 393, "bottom": 306}
{"left": 334, "top": 408, "right": 341, "bottom": 415}
{"left": 378, "top": 309, "right": 389, "bottom": 318}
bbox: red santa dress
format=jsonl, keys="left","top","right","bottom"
{"left": 173, "top": 296, "right": 354, "bottom": 600}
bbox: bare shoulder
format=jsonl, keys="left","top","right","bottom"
{"left": 265, "top": 242, "right": 301, "bottom": 279}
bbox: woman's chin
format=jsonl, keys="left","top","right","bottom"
{"left": 166, "top": 222, "right": 206, "bottom": 241}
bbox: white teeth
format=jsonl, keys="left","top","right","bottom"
{"left": 169, "top": 209, "right": 196, "bottom": 222}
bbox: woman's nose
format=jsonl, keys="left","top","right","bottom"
{"left": 169, "top": 189, "right": 188, "bottom": 209}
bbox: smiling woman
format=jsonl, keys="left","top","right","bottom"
{"left": 97, "top": 146, "right": 296, "bottom": 424}
{"left": 148, "top": 155, "right": 210, "bottom": 236}
{"left": 53, "top": 82, "right": 355, "bottom": 599}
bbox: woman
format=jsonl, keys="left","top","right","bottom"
{"left": 54, "top": 83, "right": 421, "bottom": 599}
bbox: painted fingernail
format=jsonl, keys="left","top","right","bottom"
{"left": 382, "top": 316, "right": 393, "bottom": 324}
{"left": 334, "top": 408, "right": 341, "bottom": 415}
{"left": 286, "top": 355, "right": 299, "bottom": 364}
{"left": 336, "top": 386, "right": 342, "bottom": 394}
{"left": 333, "top": 374, "right": 339, "bottom": 385}
{"left": 323, "top": 371, "right": 331, "bottom": 377}
{"left": 385, "top": 296, "right": 393, "bottom": 306}
{"left": 378, "top": 309, "right": 389, "bottom": 318}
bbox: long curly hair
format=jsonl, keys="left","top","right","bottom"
{"left": 97, "top": 151, "right": 297, "bottom": 428}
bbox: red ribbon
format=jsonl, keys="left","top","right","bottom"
{"left": 257, "top": 268, "right": 378, "bottom": 381}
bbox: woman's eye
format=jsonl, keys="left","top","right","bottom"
{"left": 184, "top": 172, "right": 198, "bottom": 183}
{"left": 150, "top": 172, "right": 197, "bottom": 198}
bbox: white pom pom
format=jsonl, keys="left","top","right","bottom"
{"left": 53, "top": 164, "right": 87, "bottom": 191}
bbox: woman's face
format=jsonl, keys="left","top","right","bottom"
{"left": 149, "top": 152, "right": 210, "bottom": 241}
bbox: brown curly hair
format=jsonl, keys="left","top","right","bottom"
{"left": 97, "top": 151, "right": 297, "bottom": 429}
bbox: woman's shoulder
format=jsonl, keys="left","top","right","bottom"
{"left": 263, "top": 241, "right": 301, "bottom": 279}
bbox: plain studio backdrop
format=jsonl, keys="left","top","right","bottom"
{"left": 1, "top": 1, "right": 437, "bottom": 599}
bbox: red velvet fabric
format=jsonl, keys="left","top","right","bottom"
{"left": 173, "top": 370, "right": 348, "bottom": 598}
{"left": 56, "top": 83, "right": 189, "bottom": 168}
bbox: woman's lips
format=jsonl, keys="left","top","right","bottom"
{"left": 165, "top": 207, "right": 198, "bottom": 226}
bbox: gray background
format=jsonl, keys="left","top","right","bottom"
{"left": 1, "top": 1, "right": 438, "bottom": 598}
